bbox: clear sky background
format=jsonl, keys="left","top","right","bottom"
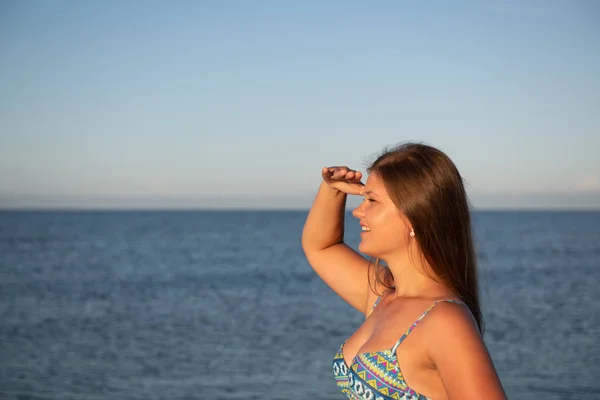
{"left": 1, "top": 0, "right": 599, "bottom": 210}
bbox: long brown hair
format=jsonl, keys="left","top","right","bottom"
{"left": 366, "top": 142, "right": 483, "bottom": 334}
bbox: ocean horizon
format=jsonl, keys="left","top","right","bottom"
{"left": 1, "top": 209, "right": 599, "bottom": 399}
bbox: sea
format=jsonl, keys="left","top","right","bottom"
{"left": 0, "top": 210, "right": 599, "bottom": 400}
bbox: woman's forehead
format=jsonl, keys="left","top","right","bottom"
{"left": 364, "top": 174, "right": 386, "bottom": 194}
{"left": 365, "top": 172, "right": 381, "bottom": 186}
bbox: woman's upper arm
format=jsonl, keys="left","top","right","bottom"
{"left": 303, "top": 243, "right": 373, "bottom": 314}
{"left": 425, "top": 303, "right": 507, "bottom": 400}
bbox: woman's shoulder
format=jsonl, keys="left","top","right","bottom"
{"left": 420, "top": 299, "right": 481, "bottom": 340}
{"left": 416, "top": 299, "right": 486, "bottom": 366}
{"left": 418, "top": 300, "right": 507, "bottom": 399}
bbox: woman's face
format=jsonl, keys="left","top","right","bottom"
{"left": 352, "top": 173, "right": 413, "bottom": 259}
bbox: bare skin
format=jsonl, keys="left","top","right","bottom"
{"left": 302, "top": 166, "right": 507, "bottom": 400}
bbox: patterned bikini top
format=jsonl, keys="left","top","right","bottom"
{"left": 332, "top": 296, "right": 465, "bottom": 400}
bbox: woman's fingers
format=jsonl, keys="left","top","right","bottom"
{"left": 322, "top": 166, "right": 364, "bottom": 194}
{"left": 324, "top": 166, "right": 360, "bottom": 179}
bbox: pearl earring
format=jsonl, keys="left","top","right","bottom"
{"left": 410, "top": 230, "right": 415, "bottom": 237}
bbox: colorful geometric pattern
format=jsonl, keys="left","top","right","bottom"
{"left": 332, "top": 299, "right": 464, "bottom": 400}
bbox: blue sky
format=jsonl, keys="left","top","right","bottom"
{"left": 1, "top": 0, "right": 599, "bottom": 209}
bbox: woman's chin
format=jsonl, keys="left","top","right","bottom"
{"left": 358, "top": 242, "right": 376, "bottom": 258}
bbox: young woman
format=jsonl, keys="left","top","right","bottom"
{"left": 302, "top": 143, "right": 506, "bottom": 399}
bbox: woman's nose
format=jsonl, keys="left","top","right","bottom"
{"left": 352, "top": 200, "right": 365, "bottom": 219}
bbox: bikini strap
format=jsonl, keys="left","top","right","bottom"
{"left": 366, "top": 291, "right": 385, "bottom": 318}
{"left": 390, "top": 299, "right": 464, "bottom": 354}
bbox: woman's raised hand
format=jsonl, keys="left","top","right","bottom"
{"left": 322, "top": 166, "right": 365, "bottom": 195}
